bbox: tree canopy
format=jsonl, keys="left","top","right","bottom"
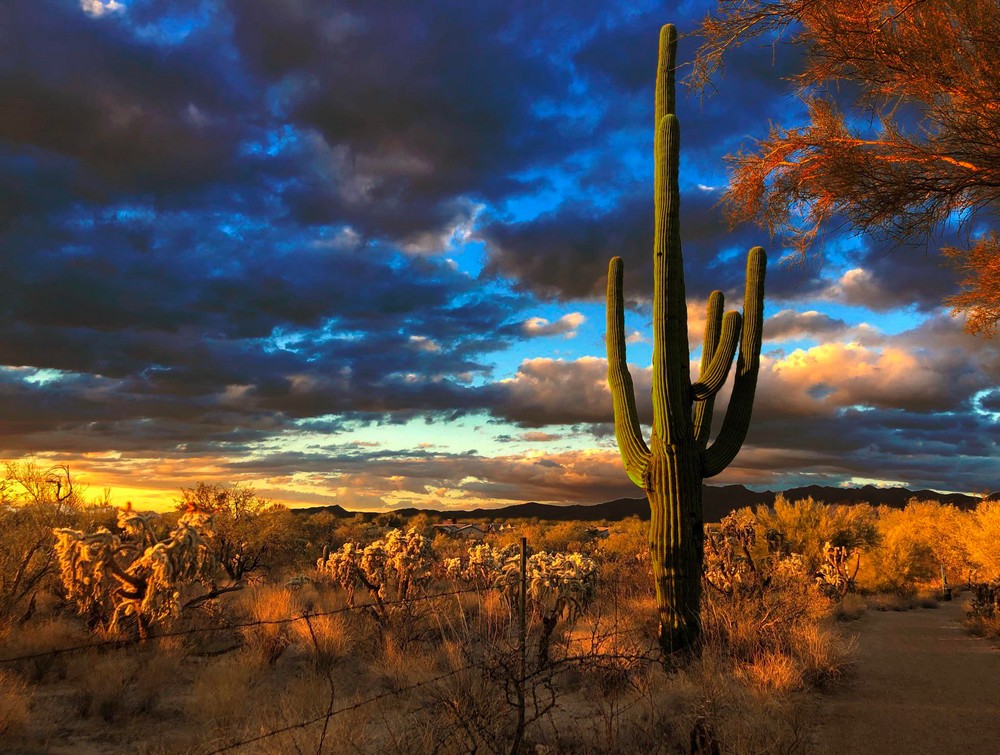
{"left": 691, "top": 0, "right": 1000, "bottom": 336}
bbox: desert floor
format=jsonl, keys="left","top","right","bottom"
{"left": 810, "top": 597, "right": 1000, "bottom": 754}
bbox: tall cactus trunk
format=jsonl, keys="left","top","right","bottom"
{"left": 606, "top": 23, "right": 767, "bottom": 656}
{"left": 647, "top": 437, "right": 703, "bottom": 652}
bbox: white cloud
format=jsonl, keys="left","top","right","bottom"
{"left": 80, "top": 0, "right": 124, "bottom": 18}
{"left": 521, "top": 312, "right": 586, "bottom": 338}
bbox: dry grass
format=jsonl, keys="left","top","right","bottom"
{"left": 69, "top": 652, "right": 138, "bottom": 721}
{"left": 546, "top": 654, "right": 810, "bottom": 755}
{"left": 185, "top": 654, "right": 263, "bottom": 732}
{"left": 66, "top": 648, "right": 176, "bottom": 722}
{"left": 292, "top": 612, "right": 354, "bottom": 670}
{"left": 740, "top": 651, "right": 805, "bottom": 695}
{"left": 962, "top": 603, "right": 1000, "bottom": 641}
{"left": 0, "top": 669, "right": 31, "bottom": 737}
{"left": 239, "top": 585, "right": 296, "bottom": 666}
{"left": 0, "top": 615, "right": 88, "bottom": 682}
{"left": 963, "top": 614, "right": 1000, "bottom": 639}
{"left": 867, "top": 592, "right": 940, "bottom": 612}
{"left": 791, "top": 623, "right": 855, "bottom": 688}
{"left": 834, "top": 593, "right": 868, "bottom": 621}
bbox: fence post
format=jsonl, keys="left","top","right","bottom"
{"left": 510, "top": 536, "right": 527, "bottom": 755}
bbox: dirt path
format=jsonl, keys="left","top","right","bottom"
{"left": 809, "top": 598, "right": 1000, "bottom": 755}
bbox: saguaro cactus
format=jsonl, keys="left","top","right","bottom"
{"left": 606, "top": 23, "right": 766, "bottom": 653}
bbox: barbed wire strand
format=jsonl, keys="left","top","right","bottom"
{"left": 0, "top": 584, "right": 485, "bottom": 665}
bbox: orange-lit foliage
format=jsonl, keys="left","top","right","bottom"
{"left": 691, "top": 1, "right": 1000, "bottom": 335}
{"left": 964, "top": 500, "right": 1000, "bottom": 581}
{"left": 945, "top": 233, "right": 1000, "bottom": 338}
{"left": 859, "top": 501, "right": 969, "bottom": 591}
{"left": 179, "top": 482, "right": 296, "bottom": 581}
{"left": 753, "top": 495, "right": 878, "bottom": 573}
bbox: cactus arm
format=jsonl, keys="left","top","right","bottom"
{"left": 693, "top": 291, "right": 723, "bottom": 448}
{"left": 699, "top": 292, "right": 725, "bottom": 376}
{"left": 700, "top": 246, "right": 767, "bottom": 478}
{"left": 606, "top": 256, "right": 651, "bottom": 487}
{"left": 691, "top": 310, "right": 742, "bottom": 401}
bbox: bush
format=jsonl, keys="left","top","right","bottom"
{"left": 0, "top": 463, "right": 84, "bottom": 620}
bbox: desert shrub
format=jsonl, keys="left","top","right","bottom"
{"left": 834, "top": 593, "right": 868, "bottom": 621}
{"left": 594, "top": 517, "right": 650, "bottom": 593}
{"left": 965, "top": 501, "right": 1000, "bottom": 581}
{"left": 594, "top": 517, "right": 646, "bottom": 561}
{"left": 53, "top": 507, "right": 229, "bottom": 637}
{"left": 0, "top": 463, "right": 83, "bottom": 620}
{"left": 180, "top": 482, "right": 301, "bottom": 579}
{"left": 702, "top": 512, "right": 834, "bottom": 669}
{"left": 964, "top": 582, "right": 1000, "bottom": 640}
{"left": 969, "top": 581, "right": 1000, "bottom": 618}
{"left": 859, "top": 502, "right": 967, "bottom": 592}
{"left": 533, "top": 521, "right": 592, "bottom": 552}
{"left": 755, "top": 495, "right": 878, "bottom": 573}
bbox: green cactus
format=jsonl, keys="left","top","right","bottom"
{"left": 606, "top": 23, "right": 767, "bottom": 653}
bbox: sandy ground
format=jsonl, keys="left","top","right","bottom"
{"left": 809, "top": 598, "right": 1000, "bottom": 755}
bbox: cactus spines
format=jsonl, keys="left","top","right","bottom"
{"left": 606, "top": 23, "right": 767, "bottom": 653}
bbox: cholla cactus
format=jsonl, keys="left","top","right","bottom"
{"left": 316, "top": 528, "right": 434, "bottom": 623}
{"left": 971, "top": 581, "right": 1000, "bottom": 618}
{"left": 503, "top": 550, "right": 598, "bottom": 666}
{"left": 816, "top": 542, "right": 860, "bottom": 598}
{"left": 504, "top": 552, "right": 598, "bottom": 619}
{"left": 704, "top": 511, "right": 813, "bottom": 598}
{"left": 704, "top": 511, "right": 760, "bottom": 596}
{"left": 445, "top": 543, "right": 521, "bottom": 586}
{"left": 54, "top": 510, "right": 213, "bottom": 637}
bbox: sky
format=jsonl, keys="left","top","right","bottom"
{"left": 0, "top": 0, "right": 997, "bottom": 511}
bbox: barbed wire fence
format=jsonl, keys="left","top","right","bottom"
{"left": 0, "top": 585, "right": 486, "bottom": 665}
{"left": 1, "top": 538, "right": 664, "bottom": 754}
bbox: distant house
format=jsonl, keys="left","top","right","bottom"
{"left": 432, "top": 520, "right": 489, "bottom": 540}
{"left": 586, "top": 526, "right": 611, "bottom": 539}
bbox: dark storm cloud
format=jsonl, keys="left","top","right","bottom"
{"left": 978, "top": 388, "right": 1000, "bottom": 414}
{"left": 574, "top": 9, "right": 808, "bottom": 154}
{"left": 0, "top": 193, "right": 522, "bottom": 453}
{"left": 0, "top": 2, "right": 246, "bottom": 200}
{"left": 222, "top": 0, "right": 592, "bottom": 242}
{"left": 480, "top": 190, "right": 827, "bottom": 302}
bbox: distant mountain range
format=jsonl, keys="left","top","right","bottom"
{"left": 296, "top": 484, "right": 999, "bottom": 524}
